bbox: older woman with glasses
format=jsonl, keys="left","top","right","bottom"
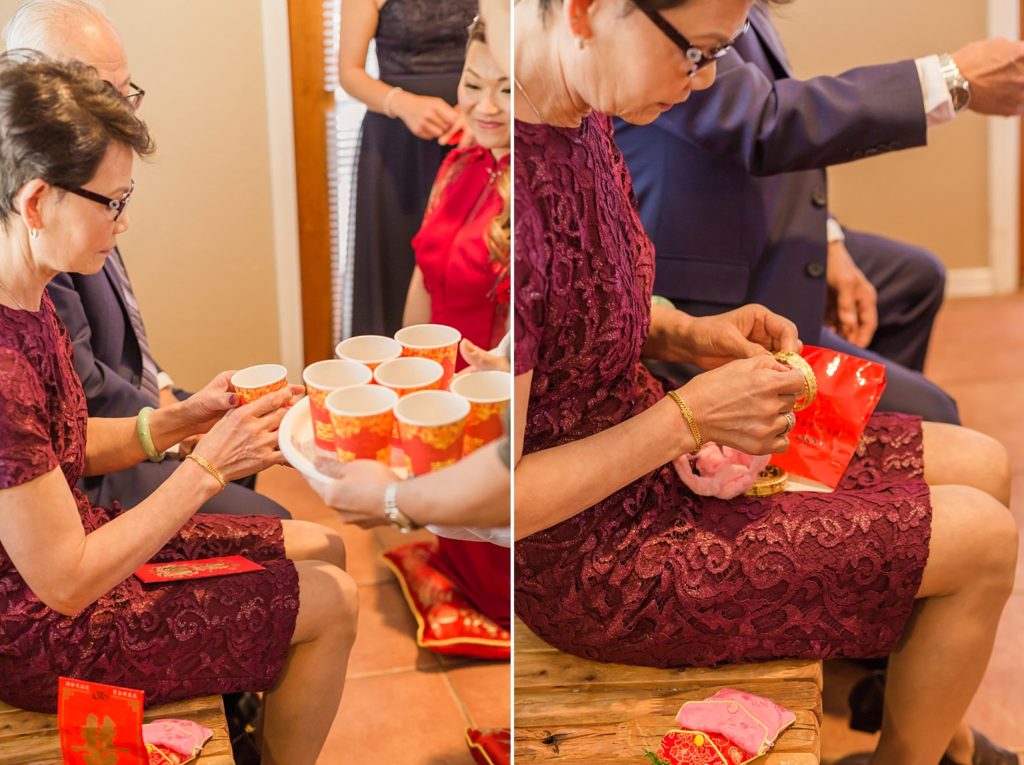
{"left": 512, "top": 1, "right": 1018, "bottom": 763}
{"left": 0, "top": 53, "right": 358, "bottom": 765}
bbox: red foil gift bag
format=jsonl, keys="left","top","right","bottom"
{"left": 771, "top": 346, "right": 887, "bottom": 489}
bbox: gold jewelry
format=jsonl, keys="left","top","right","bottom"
{"left": 667, "top": 390, "right": 703, "bottom": 454}
{"left": 514, "top": 76, "right": 545, "bottom": 122}
{"left": 0, "top": 275, "right": 27, "bottom": 311}
{"left": 780, "top": 411, "right": 796, "bottom": 436}
{"left": 743, "top": 464, "right": 788, "bottom": 497}
{"left": 136, "top": 406, "right": 165, "bottom": 462}
{"left": 186, "top": 454, "right": 226, "bottom": 492}
{"left": 773, "top": 351, "right": 817, "bottom": 411}
{"left": 382, "top": 85, "right": 404, "bottom": 118}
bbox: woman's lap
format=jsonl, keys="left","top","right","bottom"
{"left": 0, "top": 512, "right": 298, "bottom": 712}
{"left": 515, "top": 412, "right": 932, "bottom": 668}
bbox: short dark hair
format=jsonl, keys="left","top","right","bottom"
{"left": 0, "top": 49, "right": 154, "bottom": 228}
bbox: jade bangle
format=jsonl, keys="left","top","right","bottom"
{"left": 136, "top": 406, "right": 165, "bottom": 463}
{"left": 651, "top": 295, "right": 675, "bottom": 310}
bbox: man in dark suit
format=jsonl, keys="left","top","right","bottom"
{"left": 616, "top": 2, "right": 1024, "bottom": 424}
{"left": 5, "top": 0, "right": 289, "bottom": 518}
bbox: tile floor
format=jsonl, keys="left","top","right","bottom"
{"left": 256, "top": 293, "right": 1023, "bottom": 763}
{"left": 255, "top": 468, "right": 509, "bottom": 765}
{"left": 821, "top": 292, "right": 1024, "bottom": 762}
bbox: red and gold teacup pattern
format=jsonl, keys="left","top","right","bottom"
{"left": 303, "top": 360, "right": 373, "bottom": 451}
{"left": 395, "top": 324, "right": 461, "bottom": 388}
{"left": 449, "top": 370, "right": 510, "bottom": 454}
{"left": 232, "top": 364, "right": 288, "bottom": 405}
{"left": 326, "top": 385, "right": 398, "bottom": 464}
{"left": 394, "top": 390, "right": 470, "bottom": 475}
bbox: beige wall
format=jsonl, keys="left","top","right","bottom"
{"left": 771, "top": 0, "right": 992, "bottom": 271}
{"left": 1, "top": 0, "right": 283, "bottom": 390}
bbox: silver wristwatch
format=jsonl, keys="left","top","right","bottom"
{"left": 383, "top": 481, "right": 420, "bottom": 533}
{"left": 938, "top": 53, "right": 971, "bottom": 113}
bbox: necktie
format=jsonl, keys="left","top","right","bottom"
{"left": 107, "top": 249, "right": 161, "bottom": 405}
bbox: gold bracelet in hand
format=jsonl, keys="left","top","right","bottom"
{"left": 667, "top": 390, "right": 703, "bottom": 455}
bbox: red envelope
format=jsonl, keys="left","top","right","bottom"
{"left": 135, "top": 555, "right": 264, "bottom": 583}
{"left": 771, "top": 346, "right": 887, "bottom": 489}
{"left": 58, "top": 677, "right": 146, "bottom": 765}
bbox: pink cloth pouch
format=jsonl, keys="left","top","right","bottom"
{"left": 143, "top": 719, "right": 213, "bottom": 765}
{"left": 673, "top": 443, "right": 770, "bottom": 500}
{"left": 675, "top": 688, "right": 795, "bottom": 755}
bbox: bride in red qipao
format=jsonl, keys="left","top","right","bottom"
{"left": 402, "top": 17, "right": 511, "bottom": 629}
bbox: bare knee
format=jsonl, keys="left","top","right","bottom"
{"left": 924, "top": 425, "right": 1011, "bottom": 505}
{"left": 293, "top": 560, "right": 359, "bottom": 646}
{"left": 283, "top": 520, "right": 348, "bottom": 570}
{"left": 948, "top": 486, "right": 1016, "bottom": 594}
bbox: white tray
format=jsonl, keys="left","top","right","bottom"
{"left": 278, "top": 397, "right": 510, "bottom": 547}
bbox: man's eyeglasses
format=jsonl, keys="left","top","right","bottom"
{"left": 125, "top": 81, "right": 145, "bottom": 110}
{"left": 55, "top": 179, "right": 135, "bottom": 222}
{"left": 636, "top": 6, "right": 750, "bottom": 74}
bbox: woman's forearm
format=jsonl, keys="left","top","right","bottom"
{"left": 641, "top": 304, "right": 694, "bottom": 361}
{"left": 84, "top": 403, "right": 197, "bottom": 476}
{"left": 1, "top": 463, "right": 220, "bottom": 616}
{"left": 513, "top": 396, "right": 694, "bottom": 539}
{"left": 400, "top": 442, "right": 509, "bottom": 528}
{"left": 402, "top": 267, "right": 433, "bottom": 327}
{"left": 339, "top": 66, "right": 405, "bottom": 114}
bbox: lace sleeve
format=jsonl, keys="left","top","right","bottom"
{"left": 0, "top": 348, "right": 58, "bottom": 490}
{"left": 512, "top": 156, "right": 550, "bottom": 376}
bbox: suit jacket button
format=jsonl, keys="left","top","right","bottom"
{"left": 811, "top": 188, "right": 828, "bottom": 208}
{"left": 806, "top": 262, "right": 826, "bottom": 278}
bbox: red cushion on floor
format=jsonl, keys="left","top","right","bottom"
{"left": 381, "top": 541, "right": 510, "bottom": 659}
{"left": 465, "top": 728, "right": 510, "bottom": 765}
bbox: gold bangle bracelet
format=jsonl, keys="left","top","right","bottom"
{"left": 773, "top": 351, "right": 818, "bottom": 411}
{"left": 743, "top": 464, "right": 788, "bottom": 497}
{"left": 667, "top": 389, "right": 703, "bottom": 454}
{"left": 185, "top": 454, "right": 226, "bottom": 492}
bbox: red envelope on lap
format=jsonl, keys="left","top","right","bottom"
{"left": 771, "top": 345, "right": 887, "bottom": 489}
{"left": 135, "top": 555, "right": 264, "bottom": 583}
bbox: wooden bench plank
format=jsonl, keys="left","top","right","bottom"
{"left": 514, "top": 620, "right": 821, "bottom": 763}
{"left": 0, "top": 695, "right": 232, "bottom": 764}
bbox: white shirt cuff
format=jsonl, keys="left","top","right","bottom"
{"left": 157, "top": 371, "right": 175, "bottom": 391}
{"left": 916, "top": 55, "right": 956, "bottom": 127}
{"left": 826, "top": 217, "right": 845, "bottom": 244}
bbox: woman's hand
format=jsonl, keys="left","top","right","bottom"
{"left": 679, "top": 354, "right": 806, "bottom": 455}
{"left": 172, "top": 371, "right": 239, "bottom": 435}
{"left": 189, "top": 386, "right": 300, "bottom": 483}
{"left": 438, "top": 111, "right": 475, "bottom": 148}
{"left": 459, "top": 338, "right": 510, "bottom": 372}
{"left": 647, "top": 304, "right": 801, "bottom": 370}
{"left": 393, "top": 92, "right": 460, "bottom": 139}
{"left": 310, "top": 458, "right": 398, "bottom": 528}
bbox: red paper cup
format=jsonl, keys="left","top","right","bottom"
{"left": 326, "top": 385, "right": 398, "bottom": 464}
{"left": 395, "top": 324, "right": 461, "bottom": 387}
{"left": 449, "top": 370, "right": 510, "bottom": 454}
{"left": 303, "top": 360, "right": 373, "bottom": 451}
{"left": 374, "top": 357, "right": 446, "bottom": 451}
{"left": 394, "top": 390, "right": 470, "bottom": 476}
{"left": 231, "top": 364, "right": 288, "bottom": 404}
{"left": 335, "top": 335, "right": 403, "bottom": 371}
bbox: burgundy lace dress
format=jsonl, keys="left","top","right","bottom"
{"left": 0, "top": 295, "right": 299, "bottom": 712}
{"left": 513, "top": 114, "right": 932, "bottom": 668}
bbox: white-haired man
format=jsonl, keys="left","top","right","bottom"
{"left": 4, "top": 0, "right": 290, "bottom": 520}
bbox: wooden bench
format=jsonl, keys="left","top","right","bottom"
{"left": 515, "top": 619, "right": 822, "bottom": 764}
{"left": 0, "top": 695, "right": 234, "bottom": 764}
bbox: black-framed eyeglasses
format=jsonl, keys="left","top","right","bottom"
{"left": 636, "top": 6, "right": 750, "bottom": 74}
{"left": 125, "top": 81, "right": 145, "bottom": 110}
{"left": 54, "top": 179, "right": 135, "bottom": 221}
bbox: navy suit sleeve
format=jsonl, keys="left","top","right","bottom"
{"left": 652, "top": 55, "right": 928, "bottom": 176}
{"left": 47, "top": 273, "right": 156, "bottom": 418}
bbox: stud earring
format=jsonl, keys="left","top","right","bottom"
{"left": 29, "top": 228, "right": 39, "bottom": 239}
{"left": 577, "top": 35, "right": 586, "bottom": 50}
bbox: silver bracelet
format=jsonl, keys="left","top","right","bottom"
{"left": 383, "top": 481, "right": 420, "bottom": 533}
{"left": 382, "top": 85, "right": 403, "bottom": 118}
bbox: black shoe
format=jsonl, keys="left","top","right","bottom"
{"left": 224, "top": 692, "right": 262, "bottom": 765}
{"left": 848, "top": 669, "right": 886, "bottom": 734}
